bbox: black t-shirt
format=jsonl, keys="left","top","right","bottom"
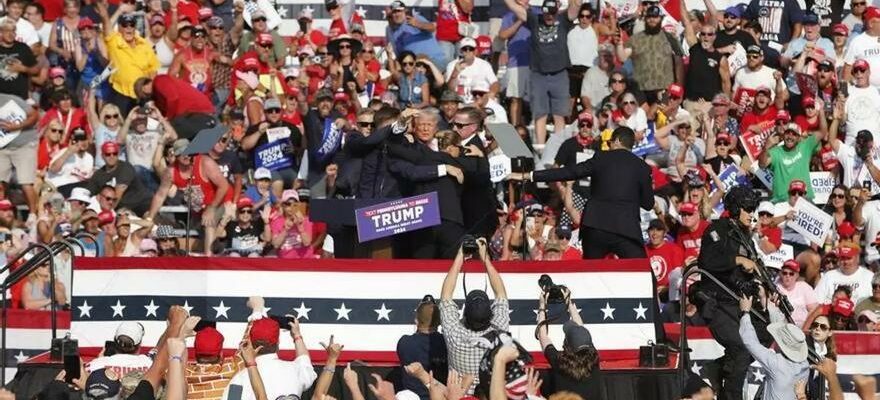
{"left": 0, "top": 42, "right": 37, "bottom": 99}
{"left": 714, "top": 29, "right": 757, "bottom": 52}
{"left": 87, "top": 161, "right": 151, "bottom": 213}
{"left": 526, "top": 11, "right": 573, "bottom": 74}
{"left": 396, "top": 332, "right": 448, "bottom": 400}
{"left": 555, "top": 136, "right": 595, "bottom": 197}
{"left": 807, "top": 0, "right": 845, "bottom": 37}
{"left": 685, "top": 45, "right": 724, "bottom": 102}
{"left": 224, "top": 220, "right": 265, "bottom": 253}
{"left": 543, "top": 345, "right": 606, "bottom": 400}
{"left": 126, "top": 380, "right": 156, "bottom": 400}
{"left": 304, "top": 109, "right": 345, "bottom": 171}
{"left": 214, "top": 149, "right": 244, "bottom": 183}
{"left": 245, "top": 120, "right": 303, "bottom": 170}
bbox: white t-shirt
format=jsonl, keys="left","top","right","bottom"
{"left": 861, "top": 200, "right": 880, "bottom": 262}
{"left": 623, "top": 107, "right": 648, "bottom": 133}
{"left": 844, "top": 84, "right": 880, "bottom": 145}
{"left": 666, "top": 135, "right": 706, "bottom": 180}
{"left": 835, "top": 141, "right": 880, "bottom": 195}
{"left": 844, "top": 31, "right": 880, "bottom": 88}
{"left": 46, "top": 150, "right": 94, "bottom": 188}
{"left": 223, "top": 354, "right": 318, "bottom": 400}
{"left": 733, "top": 65, "right": 785, "bottom": 101}
{"left": 0, "top": 17, "right": 40, "bottom": 46}
{"left": 444, "top": 58, "right": 498, "bottom": 104}
{"left": 567, "top": 24, "right": 598, "bottom": 67}
{"left": 125, "top": 128, "right": 162, "bottom": 169}
{"left": 85, "top": 353, "right": 153, "bottom": 376}
{"left": 773, "top": 201, "right": 810, "bottom": 246}
{"left": 814, "top": 266, "right": 875, "bottom": 304}
{"left": 34, "top": 23, "right": 51, "bottom": 48}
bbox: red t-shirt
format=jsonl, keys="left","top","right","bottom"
{"left": 37, "top": 0, "right": 63, "bottom": 21}
{"left": 676, "top": 220, "right": 709, "bottom": 259}
{"left": 740, "top": 105, "right": 778, "bottom": 134}
{"left": 38, "top": 108, "right": 90, "bottom": 138}
{"left": 436, "top": 0, "right": 469, "bottom": 43}
{"left": 562, "top": 246, "right": 582, "bottom": 260}
{"left": 163, "top": 0, "right": 200, "bottom": 27}
{"left": 794, "top": 115, "right": 818, "bottom": 133}
{"left": 152, "top": 75, "right": 215, "bottom": 120}
{"left": 760, "top": 225, "right": 783, "bottom": 249}
{"left": 646, "top": 241, "right": 684, "bottom": 287}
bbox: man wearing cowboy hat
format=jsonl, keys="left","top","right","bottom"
{"left": 739, "top": 294, "right": 810, "bottom": 399}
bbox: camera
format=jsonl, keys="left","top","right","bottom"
{"left": 461, "top": 234, "right": 479, "bottom": 257}
{"left": 538, "top": 274, "right": 568, "bottom": 304}
{"left": 312, "top": 55, "right": 324, "bottom": 64}
{"left": 734, "top": 279, "right": 761, "bottom": 298}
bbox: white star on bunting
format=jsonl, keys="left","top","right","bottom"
{"left": 14, "top": 351, "right": 28, "bottom": 363}
{"left": 111, "top": 300, "right": 127, "bottom": 318}
{"left": 633, "top": 302, "right": 648, "bottom": 320}
{"left": 355, "top": 6, "right": 367, "bottom": 17}
{"left": 334, "top": 303, "right": 352, "bottom": 321}
{"left": 691, "top": 363, "right": 702, "bottom": 376}
{"left": 600, "top": 302, "right": 615, "bottom": 320}
{"left": 213, "top": 300, "right": 231, "bottom": 319}
{"left": 78, "top": 300, "right": 93, "bottom": 318}
{"left": 182, "top": 300, "right": 194, "bottom": 314}
{"left": 277, "top": 6, "right": 287, "bottom": 17}
{"left": 375, "top": 303, "right": 393, "bottom": 321}
{"left": 752, "top": 369, "right": 765, "bottom": 382}
{"left": 144, "top": 300, "right": 160, "bottom": 318}
{"left": 294, "top": 302, "right": 312, "bottom": 320}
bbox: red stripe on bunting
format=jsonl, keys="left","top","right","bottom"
{"left": 663, "top": 323, "right": 880, "bottom": 355}
{"left": 2, "top": 309, "right": 71, "bottom": 329}
{"left": 73, "top": 257, "right": 652, "bottom": 273}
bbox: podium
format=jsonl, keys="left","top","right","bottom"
{"left": 310, "top": 198, "right": 395, "bottom": 259}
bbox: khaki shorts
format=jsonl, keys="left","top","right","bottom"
{"left": 489, "top": 18, "right": 505, "bottom": 52}
{"left": 0, "top": 142, "right": 37, "bottom": 185}
{"left": 506, "top": 66, "right": 530, "bottom": 98}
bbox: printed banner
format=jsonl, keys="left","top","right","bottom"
{"left": 633, "top": 122, "right": 660, "bottom": 157}
{"left": 750, "top": 164, "right": 774, "bottom": 190}
{"left": 757, "top": 243, "right": 794, "bottom": 268}
{"left": 355, "top": 192, "right": 441, "bottom": 242}
{"left": 710, "top": 164, "right": 740, "bottom": 192}
{"left": 489, "top": 154, "right": 511, "bottom": 183}
{"left": 739, "top": 125, "right": 775, "bottom": 162}
{"left": 810, "top": 171, "right": 837, "bottom": 205}
{"left": 732, "top": 87, "right": 757, "bottom": 116}
{"left": 255, "top": 141, "right": 294, "bottom": 171}
{"left": 791, "top": 197, "right": 834, "bottom": 245}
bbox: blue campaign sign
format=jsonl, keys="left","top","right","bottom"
{"left": 710, "top": 164, "right": 741, "bottom": 192}
{"left": 633, "top": 121, "right": 660, "bottom": 157}
{"left": 355, "top": 192, "right": 441, "bottom": 243}
{"left": 255, "top": 141, "right": 294, "bottom": 171}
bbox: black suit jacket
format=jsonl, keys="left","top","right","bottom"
{"left": 388, "top": 141, "right": 464, "bottom": 225}
{"left": 459, "top": 135, "right": 498, "bottom": 238}
{"left": 533, "top": 149, "right": 653, "bottom": 241}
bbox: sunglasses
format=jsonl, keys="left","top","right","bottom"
{"left": 680, "top": 212, "right": 695, "bottom": 217}
{"left": 611, "top": 78, "right": 626, "bottom": 84}
{"left": 358, "top": 121, "right": 374, "bottom": 128}
{"left": 747, "top": 54, "right": 762, "bottom": 59}
{"left": 259, "top": 43, "right": 273, "bottom": 48}
{"left": 579, "top": 13, "right": 591, "bottom": 18}
{"left": 831, "top": 193, "right": 846, "bottom": 199}
{"left": 239, "top": 208, "right": 253, "bottom": 214}
{"left": 578, "top": 121, "right": 593, "bottom": 128}
{"left": 472, "top": 91, "right": 487, "bottom": 97}
{"left": 854, "top": 67, "right": 869, "bottom": 74}
{"left": 193, "top": 31, "right": 207, "bottom": 37}
{"left": 283, "top": 201, "right": 296, "bottom": 206}
{"left": 104, "top": 114, "right": 119, "bottom": 120}
{"left": 810, "top": 322, "right": 830, "bottom": 331}
{"left": 700, "top": 31, "right": 715, "bottom": 37}
{"left": 461, "top": 46, "right": 475, "bottom": 52}
{"left": 209, "top": 26, "right": 224, "bottom": 30}
{"left": 853, "top": 1, "right": 867, "bottom": 5}
{"left": 252, "top": 17, "right": 267, "bottom": 22}
{"left": 339, "top": 44, "right": 351, "bottom": 49}
{"left": 716, "top": 140, "right": 731, "bottom": 146}
{"left": 758, "top": 212, "right": 773, "bottom": 217}
{"left": 780, "top": 270, "right": 797, "bottom": 276}
{"left": 50, "top": 128, "right": 63, "bottom": 133}
{"left": 452, "top": 122, "right": 473, "bottom": 129}
{"left": 789, "top": 190, "right": 805, "bottom": 196}
{"left": 622, "top": 100, "right": 638, "bottom": 105}
{"left": 120, "top": 22, "right": 136, "bottom": 28}
{"left": 104, "top": 152, "right": 119, "bottom": 157}
{"left": 818, "top": 65, "right": 834, "bottom": 72}
{"left": 103, "top": 196, "right": 118, "bottom": 202}
{"left": 401, "top": 61, "right": 415, "bottom": 66}
{"left": 265, "top": 108, "right": 282, "bottom": 114}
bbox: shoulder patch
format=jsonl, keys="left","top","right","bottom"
{"left": 710, "top": 230, "right": 720, "bottom": 242}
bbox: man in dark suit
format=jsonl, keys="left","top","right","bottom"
{"left": 451, "top": 107, "right": 498, "bottom": 240}
{"left": 510, "top": 127, "right": 653, "bottom": 259}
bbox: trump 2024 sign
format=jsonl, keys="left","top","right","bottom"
{"left": 355, "top": 192, "right": 441, "bottom": 243}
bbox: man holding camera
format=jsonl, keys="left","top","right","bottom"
{"left": 46, "top": 127, "right": 94, "bottom": 196}
{"left": 696, "top": 186, "right": 771, "bottom": 400}
{"left": 439, "top": 238, "right": 509, "bottom": 385}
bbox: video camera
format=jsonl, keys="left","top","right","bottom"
{"left": 538, "top": 274, "right": 568, "bottom": 305}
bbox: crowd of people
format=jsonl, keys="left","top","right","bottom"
{"left": 3, "top": 0, "right": 880, "bottom": 395}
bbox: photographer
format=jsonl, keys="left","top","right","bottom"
{"left": 397, "top": 295, "right": 448, "bottom": 400}
{"left": 695, "top": 186, "right": 767, "bottom": 400}
{"left": 439, "top": 237, "right": 509, "bottom": 384}
{"left": 536, "top": 287, "right": 605, "bottom": 400}
{"left": 46, "top": 127, "right": 94, "bottom": 196}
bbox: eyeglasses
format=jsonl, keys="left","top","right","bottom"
{"left": 789, "top": 190, "right": 805, "bottom": 196}
{"left": 854, "top": 67, "right": 869, "bottom": 74}
{"left": 579, "top": 13, "right": 591, "bottom": 18}
{"left": 716, "top": 140, "right": 731, "bottom": 146}
{"left": 780, "top": 270, "right": 797, "bottom": 276}
{"left": 339, "top": 44, "right": 351, "bottom": 49}
{"left": 461, "top": 46, "right": 475, "bottom": 52}
{"left": 265, "top": 108, "right": 282, "bottom": 114}
{"left": 452, "top": 121, "right": 473, "bottom": 129}
{"left": 104, "top": 114, "right": 119, "bottom": 120}
{"left": 104, "top": 152, "right": 119, "bottom": 157}
{"left": 252, "top": 17, "right": 267, "bottom": 22}
{"left": 611, "top": 78, "right": 626, "bottom": 84}
{"left": 810, "top": 322, "right": 830, "bottom": 331}
{"left": 358, "top": 121, "right": 374, "bottom": 128}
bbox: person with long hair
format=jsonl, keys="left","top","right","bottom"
{"left": 390, "top": 50, "right": 430, "bottom": 108}
{"left": 88, "top": 89, "right": 124, "bottom": 168}
{"left": 823, "top": 184, "right": 854, "bottom": 237}
{"left": 537, "top": 287, "right": 605, "bottom": 400}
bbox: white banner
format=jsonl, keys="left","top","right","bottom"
{"left": 757, "top": 243, "right": 794, "bottom": 269}
{"left": 810, "top": 171, "right": 837, "bottom": 205}
{"left": 0, "top": 100, "right": 26, "bottom": 149}
{"left": 790, "top": 197, "right": 834, "bottom": 245}
{"left": 488, "top": 154, "right": 511, "bottom": 183}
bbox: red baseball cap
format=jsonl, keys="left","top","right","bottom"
{"left": 832, "top": 297, "right": 855, "bottom": 317}
{"left": 864, "top": 6, "right": 880, "bottom": 22}
{"left": 98, "top": 210, "right": 115, "bottom": 225}
{"left": 0, "top": 199, "right": 13, "bottom": 211}
{"left": 775, "top": 109, "right": 791, "bottom": 122}
{"left": 782, "top": 259, "right": 800, "bottom": 272}
{"left": 242, "top": 57, "right": 260, "bottom": 70}
{"left": 854, "top": 58, "right": 870, "bottom": 71}
{"left": 257, "top": 33, "right": 274, "bottom": 46}
{"left": 667, "top": 83, "right": 684, "bottom": 99}
{"left": 197, "top": 7, "right": 213, "bottom": 20}
{"left": 475, "top": 35, "right": 492, "bottom": 56}
{"left": 837, "top": 221, "right": 856, "bottom": 238}
{"left": 77, "top": 17, "right": 96, "bottom": 30}
{"left": 802, "top": 96, "right": 816, "bottom": 108}
{"left": 194, "top": 327, "right": 225, "bottom": 357}
{"left": 832, "top": 23, "right": 849, "bottom": 36}
{"left": 716, "top": 132, "right": 732, "bottom": 143}
{"left": 836, "top": 246, "right": 857, "bottom": 259}
{"left": 577, "top": 111, "right": 593, "bottom": 123}
{"left": 101, "top": 141, "right": 120, "bottom": 155}
{"left": 236, "top": 197, "right": 254, "bottom": 209}
{"left": 333, "top": 90, "right": 349, "bottom": 103}
{"left": 679, "top": 202, "right": 698, "bottom": 215}
{"left": 249, "top": 318, "right": 279, "bottom": 345}
{"left": 788, "top": 179, "right": 806, "bottom": 193}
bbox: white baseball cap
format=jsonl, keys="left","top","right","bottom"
{"left": 115, "top": 321, "right": 145, "bottom": 345}
{"left": 68, "top": 187, "right": 92, "bottom": 204}
{"left": 254, "top": 167, "right": 272, "bottom": 181}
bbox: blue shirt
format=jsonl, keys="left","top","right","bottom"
{"left": 397, "top": 72, "right": 428, "bottom": 107}
{"left": 386, "top": 15, "right": 446, "bottom": 67}
{"left": 244, "top": 185, "right": 276, "bottom": 209}
{"left": 501, "top": 10, "right": 532, "bottom": 68}
{"left": 782, "top": 37, "right": 836, "bottom": 95}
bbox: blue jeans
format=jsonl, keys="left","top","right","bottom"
{"left": 134, "top": 165, "right": 159, "bottom": 194}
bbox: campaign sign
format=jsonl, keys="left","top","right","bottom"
{"left": 810, "top": 171, "right": 837, "bottom": 205}
{"left": 0, "top": 100, "right": 26, "bottom": 149}
{"left": 757, "top": 243, "right": 794, "bottom": 269}
{"left": 750, "top": 164, "right": 775, "bottom": 190}
{"left": 489, "top": 154, "right": 512, "bottom": 183}
{"left": 710, "top": 164, "right": 740, "bottom": 192}
{"left": 633, "top": 122, "right": 660, "bottom": 157}
{"left": 255, "top": 141, "right": 293, "bottom": 171}
{"left": 791, "top": 197, "right": 834, "bottom": 245}
{"left": 355, "top": 192, "right": 441, "bottom": 242}
{"left": 739, "top": 125, "right": 775, "bottom": 161}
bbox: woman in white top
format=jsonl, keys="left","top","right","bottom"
{"left": 87, "top": 88, "right": 125, "bottom": 168}
{"left": 146, "top": 14, "right": 175, "bottom": 74}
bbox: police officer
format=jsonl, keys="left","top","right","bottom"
{"left": 696, "top": 186, "right": 768, "bottom": 400}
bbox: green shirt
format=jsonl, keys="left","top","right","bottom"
{"left": 768, "top": 135, "right": 818, "bottom": 203}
